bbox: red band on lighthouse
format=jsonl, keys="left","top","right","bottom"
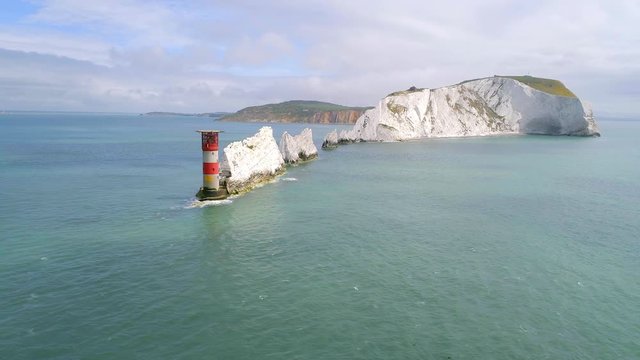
{"left": 201, "top": 132, "right": 219, "bottom": 151}
{"left": 203, "top": 162, "right": 219, "bottom": 175}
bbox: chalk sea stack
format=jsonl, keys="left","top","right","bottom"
{"left": 220, "top": 127, "right": 285, "bottom": 194}
{"left": 325, "top": 75, "right": 599, "bottom": 145}
{"left": 279, "top": 128, "right": 318, "bottom": 164}
{"left": 321, "top": 129, "right": 339, "bottom": 149}
{"left": 218, "top": 126, "right": 321, "bottom": 195}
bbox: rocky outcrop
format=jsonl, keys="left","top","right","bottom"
{"left": 220, "top": 126, "right": 285, "bottom": 194}
{"left": 321, "top": 129, "right": 339, "bottom": 149}
{"left": 279, "top": 128, "right": 318, "bottom": 164}
{"left": 334, "top": 76, "right": 599, "bottom": 144}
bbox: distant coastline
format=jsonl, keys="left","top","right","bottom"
{"left": 142, "top": 112, "right": 229, "bottom": 117}
{"left": 142, "top": 101, "right": 372, "bottom": 124}
{"left": 220, "top": 100, "right": 372, "bottom": 124}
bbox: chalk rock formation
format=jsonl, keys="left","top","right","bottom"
{"left": 335, "top": 76, "right": 599, "bottom": 144}
{"left": 221, "top": 126, "right": 285, "bottom": 194}
{"left": 279, "top": 128, "right": 318, "bottom": 164}
{"left": 322, "top": 129, "right": 339, "bottom": 149}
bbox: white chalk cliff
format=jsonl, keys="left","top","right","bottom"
{"left": 279, "top": 128, "right": 318, "bottom": 164}
{"left": 221, "top": 126, "right": 285, "bottom": 194}
{"left": 333, "top": 76, "right": 599, "bottom": 144}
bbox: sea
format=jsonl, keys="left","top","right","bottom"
{"left": 1, "top": 112, "right": 638, "bottom": 359}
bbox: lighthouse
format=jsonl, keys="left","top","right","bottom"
{"left": 196, "top": 130, "right": 229, "bottom": 201}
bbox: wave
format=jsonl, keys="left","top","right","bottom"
{"left": 185, "top": 199, "right": 233, "bottom": 208}
{"left": 183, "top": 177, "right": 297, "bottom": 209}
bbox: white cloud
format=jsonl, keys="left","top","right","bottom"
{"left": 0, "top": 27, "right": 113, "bottom": 65}
{"left": 225, "top": 32, "right": 294, "bottom": 66}
{"left": 28, "top": 0, "right": 193, "bottom": 47}
{"left": 0, "top": 0, "right": 638, "bottom": 116}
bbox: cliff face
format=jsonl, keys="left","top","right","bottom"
{"left": 308, "top": 110, "right": 363, "bottom": 124}
{"left": 223, "top": 109, "right": 367, "bottom": 124}
{"left": 336, "top": 76, "right": 599, "bottom": 143}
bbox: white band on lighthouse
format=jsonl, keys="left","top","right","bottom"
{"left": 202, "top": 151, "right": 218, "bottom": 163}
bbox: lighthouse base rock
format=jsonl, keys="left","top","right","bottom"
{"left": 327, "top": 76, "right": 599, "bottom": 145}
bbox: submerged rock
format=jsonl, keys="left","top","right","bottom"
{"left": 321, "top": 129, "right": 339, "bottom": 149}
{"left": 279, "top": 128, "right": 318, "bottom": 164}
{"left": 220, "top": 126, "right": 285, "bottom": 194}
{"left": 333, "top": 76, "right": 599, "bottom": 145}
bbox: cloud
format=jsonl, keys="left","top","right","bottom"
{"left": 225, "top": 33, "right": 294, "bottom": 66}
{"left": 0, "top": 26, "right": 113, "bottom": 65}
{"left": 0, "top": 0, "right": 638, "bottom": 115}
{"left": 27, "top": 0, "right": 193, "bottom": 47}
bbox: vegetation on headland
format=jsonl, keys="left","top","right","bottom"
{"left": 458, "top": 75, "right": 577, "bottom": 98}
{"left": 500, "top": 76, "right": 577, "bottom": 97}
{"left": 387, "top": 86, "right": 426, "bottom": 97}
{"left": 220, "top": 100, "right": 372, "bottom": 124}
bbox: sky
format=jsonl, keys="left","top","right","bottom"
{"left": 0, "top": 0, "right": 638, "bottom": 116}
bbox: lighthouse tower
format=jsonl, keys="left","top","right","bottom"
{"left": 196, "top": 130, "right": 228, "bottom": 201}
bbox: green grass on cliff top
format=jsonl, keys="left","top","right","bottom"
{"left": 500, "top": 76, "right": 576, "bottom": 97}
{"left": 457, "top": 75, "right": 577, "bottom": 98}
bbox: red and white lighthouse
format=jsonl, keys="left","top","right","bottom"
{"left": 196, "top": 130, "right": 228, "bottom": 200}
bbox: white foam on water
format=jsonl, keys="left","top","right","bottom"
{"left": 281, "top": 177, "right": 298, "bottom": 182}
{"left": 185, "top": 199, "right": 233, "bottom": 209}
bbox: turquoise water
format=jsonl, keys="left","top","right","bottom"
{"left": 1, "top": 113, "right": 639, "bottom": 359}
